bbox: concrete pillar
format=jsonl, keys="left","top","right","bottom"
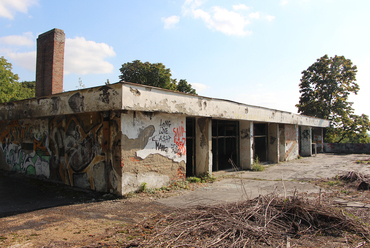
{"left": 279, "top": 124, "right": 285, "bottom": 162}
{"left": 240, "top": 121, "right": 253, "bottom": 170}
{"left": 300, "top": 126, "right": 312, "bottom": 157}
{"left": 195, "top": 117, "right": 212, "bottom": 175}
{"left": 268, "top": 123, "right": 279, "bottom": 163}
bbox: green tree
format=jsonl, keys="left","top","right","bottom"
{"left": 119, "top": 60, "right": 197, "bottom": 94}
{"left": 0, "top": 57, "right": 35, "bottom": 103}
{"left": 0, "top": 56, "right": 20, "bottom": 103}
{"left": 296, "top": 54, "right": 370, "bottom": 143}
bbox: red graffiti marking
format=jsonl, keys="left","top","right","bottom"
{"left": 173, "top": 124, "right": 186, "bottom": 156}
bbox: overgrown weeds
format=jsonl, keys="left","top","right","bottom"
{"left": 251, "top": 156, "right": 265, "bottom": 171}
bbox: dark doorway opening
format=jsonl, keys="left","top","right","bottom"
{"left": 186, "top": 118, "right": 196, "bottom": 177}
{"left": 212, "top": 120, "right": 239, "bottom": 171}
{"left": 254, "top": 123, "right": 267, "bottom": 161}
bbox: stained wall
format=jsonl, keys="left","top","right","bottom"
{"left": 120, "top": 111, "right": 186, "bottom": 194}
{"left": 284, "top": 124, "right": 299, "bottom": 161}
{"left": 0, "top": 111, "right": 122, "bottom": 194}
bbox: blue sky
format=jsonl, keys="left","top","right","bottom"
{"left": 1, "top": 0, "right": 369, "bottom": 116}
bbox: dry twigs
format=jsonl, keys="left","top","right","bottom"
{"left": 140, "top": 194, "right": 370, "bottom": 247}
{"left": 339, "top": 171, "right": 370, "bottom": 190}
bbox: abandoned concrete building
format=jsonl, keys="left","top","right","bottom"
{"left": 0, "top": 29, "right": 330, "bottom": 195}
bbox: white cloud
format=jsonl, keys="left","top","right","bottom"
{"left": 7, "top": 51, "right": 36, "bottom": 71}
{"left": 185, "top": 3, "right": 251, "bottom": 36}
{"left": 181, "top": 1, "right": 276, "bottom": 36}
{"left": 249, "top": 12, "right": 260, "bottom": 19}
{"left": 190, "top": 82, "right": 208, "bottom": 93}
{"left": 64, "top": 37, "right": 116, "bottom": 75}
{"left": 0, "top": 32, "right": 34, "bottom": 47}
{"left": 280, "top": 0, "right": 289, "bottom": 5}
{"left": 0, "top": 0, "right": 38, "bottom": 19}
{"left": 162, "top": 15, "right": 180, "bottom": 29}
{"left": 266, "top": 15, "right": 275, "bottom": 21}
{"left": 232, "top": 4, "right": 249, "bottom": 11}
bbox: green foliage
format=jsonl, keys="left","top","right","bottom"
{"left": 251, "top": 156, "right": 265, "bottom": 171}
{"left": 0, "top": 57, "right": 35, "bottom": 103}
{"left": 139, "top": 182, "right": 147, "bottom": 192}
{"left": 186, "top": 177, "right": 201, "bottom": 183}
{"left": 199, "top": 173, "right": 216, "bottom": 183}
{"left": 296, "top": 55, "right": 370, "bottom": 143}
{"left": 119, "top": 60, "right": 197, "bottom": 94}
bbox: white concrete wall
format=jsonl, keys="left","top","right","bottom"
{"left": 285, "top": 124, "right": 299, "bottom": 161}
{"left": 240, "top": 121, "right": 253, "bottom": 169}
{"left": 300, "top": 126, "right": 312, "bottom": 157}
{"left": 120, "top": 111, "right": 186, "bottom": 194}
{"left": 122, "top": 83, "right": 330, "bottom": 128}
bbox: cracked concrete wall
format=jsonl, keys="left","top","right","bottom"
{"left": 120, "top": 111, "right": 186, "bottom": 194}
{"left": 0, "top": 84, "right": 122, "bottom": 121}
{"left": 195, "top": 117, "right": 212, "bottom": 175}
{"left": 240, "top": 121, "right": 253, "bottom": 169}
{"left": 300, "top": 126, "right": 312, "bottom": 157}
{"left": 284, "top": 124, "right": 299, "bottom": 161}
{"left": 122, "top": 83, "right": 330, "bottom": 128}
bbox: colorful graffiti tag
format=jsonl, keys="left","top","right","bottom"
{"left": 173, "top": 122, "right": 186, "bottom": 156}
{"left": 0, "top": 120, "right": 50, "bottom": 176}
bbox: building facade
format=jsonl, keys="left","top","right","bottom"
{"left": 0, "top": 29, "right": 330, "bottom": 195}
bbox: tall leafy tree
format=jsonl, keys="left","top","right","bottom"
{"left": 0, "top": 57, "right": 35, "bottom": 103}
{"left": 296, "top": 55, "right": 370, "bottom": 143}
{"left": 0, "top": 56, "right": 20, "bottom": 103}
{"left": 119, "top": 60, "right": 197, "bottom": 94}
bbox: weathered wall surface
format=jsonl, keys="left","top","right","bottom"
{"left": 0, "top": 111, "right": 121, "bottom": 194}
{"left": 122, "top": 83, "right": 331, "bottom": 128}
{"left": 0, "top": 84, "right": 122, "bottom": 121}
{"left": 0, "top": 119, "right": 50, "bottom": 176}
{"left": 49, "top": 112, "right": 121, "bottom": 193}
{"left": 240, "top": 121, "right": 253, "bottom": 169}
{"left": 268, "top": 124, "right": 279, "bottom": 163}
{"left": 300, "top": 126, "right": 312, "bottom": 157}
{"left": 324, "top": 143, "right": 370, "bottom": 154}
{"left": 121, "top": 111, "right": 186, "bottom": 194}
{"left": 285, "top": 124, "right": 299, "bottom": 161}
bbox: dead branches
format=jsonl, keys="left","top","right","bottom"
{"left": 140, "top": 194, "right": 370, "bottom": 247}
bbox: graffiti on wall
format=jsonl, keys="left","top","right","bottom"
{"left": 129, "top": 114, "right": 186, "bottom": 163}
{"left": 49, "top": 113, "right": 111, "bottom": 191}
{"left": 0, "top": 120, "right": 50, "bottom": 176}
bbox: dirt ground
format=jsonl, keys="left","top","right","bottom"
{"left": 1, "top": 153, "right": 370, "bottom": 247}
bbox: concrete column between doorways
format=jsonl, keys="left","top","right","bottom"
{"left": 300, "top": 126, "right": 312, "bottom": 157}
{"left": 240, "top": 121, "right": 253, "bottom": 170}
{"left": 268, "top": 123, "right": 279, "bottom": 163}
{"left": 195, "top": 117, "right": 212, "bottom": 176}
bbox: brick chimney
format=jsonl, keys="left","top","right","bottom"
{"left": 36, "top": 28, "right": 65, "bottom": 97}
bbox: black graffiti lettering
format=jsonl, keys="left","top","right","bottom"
{"left": 155, "top": 141, "right": 168, "bottom": 152}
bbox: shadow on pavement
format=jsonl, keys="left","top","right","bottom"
{"left": 0, "top": 170, "right": 118, "bottom": 218}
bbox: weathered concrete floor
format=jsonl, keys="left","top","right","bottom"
{"left": 157, "top": 153, "right": 370, "bottom": 208}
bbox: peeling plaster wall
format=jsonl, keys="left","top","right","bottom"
{"left": 284, "top": 124, "right": 299, "bottom": 161}
{"left": 300, "top": 126, "right": 312, "bottom": 157}
{"left": 121, "top": 111, "right": 186, "bottom": 194}
{"left": 0, "top": 84, "right": 122, "bottom": 121}
{"left": 122, "top": 83, "right": 331, "bottom": 128}
{"left": 0, "top": 119, "right": 50, "bottom": 176}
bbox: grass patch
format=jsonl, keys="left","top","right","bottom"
{"left": 251, "top": 157, "right": 265, "bottom": 171}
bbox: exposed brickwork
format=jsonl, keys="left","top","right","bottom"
{"left": 36, "top": 29, "right": 65, "bottom": 97}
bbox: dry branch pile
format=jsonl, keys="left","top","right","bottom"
{"left": 140, "top": 194, "right": 369, "bottom": 247}
{"left": 339, "top": 171, "right": 370, "bottom": 190}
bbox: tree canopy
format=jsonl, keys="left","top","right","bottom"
{"left": 0, "top": 57, "right": 35, "bottom": 103}
{"left": 119, "top": 60, "right": 197, "bottom": 94}
{"left": 296, "top": 55, "right": 370, "bottom": 143}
